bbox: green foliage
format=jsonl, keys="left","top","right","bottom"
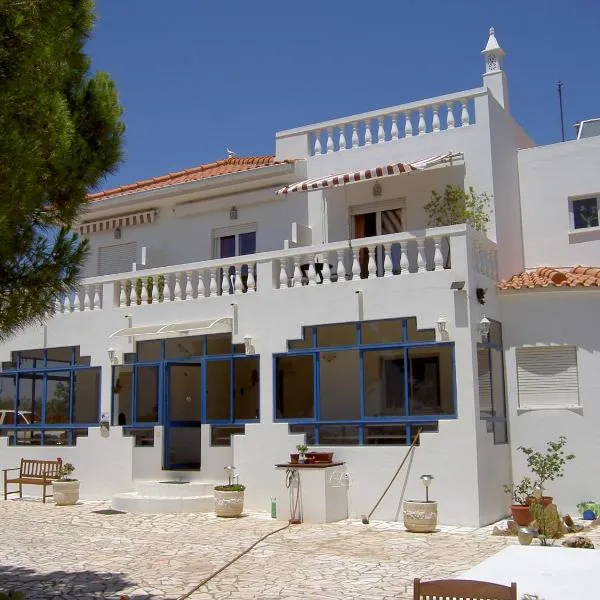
{"left": 0, "top": 591, "right": 25, "bottom": 600}
{"left": 57, "top": 460, "right": 76, "bottom": 481}
{"left": 129, "top": 276, "right": 165, "bottom": 304}
{"left": 296, "top": 444, "right": 308, "bottom": 454}
{"left": 504, "top": 477, "right": 535, "bottom": 506}
{"left": 518, "top": 436, "right": 575, "bottom": 495}
{"left": 46, "top": 381, "right": 69, "bottom": 423}
{"left": 530, "top": 500, "right": 565, "bottom": 544}
{"left": 214, "top": 484, "right": 246, "bottom": 492}
{"left": 0, "top": 0, "right": 125, "bottom": 340}
{"left": 424, "top": 185, "right": 491, "bottom": 233}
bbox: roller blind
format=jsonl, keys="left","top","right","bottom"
{"left": 516, "top": 346, "right": 579, "bottom": 409}
{"left": 98, "top": 242, "right": 137, "bottom": 276}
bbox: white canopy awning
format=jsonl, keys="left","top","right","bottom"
{"left": 276, "top": 152, "right": 462, "bottom": 195}
{"left": 109, "top": 317, "right": 232, "bottom": 339}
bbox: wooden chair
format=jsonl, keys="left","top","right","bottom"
{"left": 413, "top": 578, "right": 517, "bottom": 600}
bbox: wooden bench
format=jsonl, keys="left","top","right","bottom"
{"left": 3, "top": 458, "right": 62, "bottom": 503}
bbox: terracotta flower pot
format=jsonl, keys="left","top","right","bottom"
{"left": 290, "top": 453, "right": 299, "bottom": 464}
{"left": 511, "top": 504, "right": 533, "bottom": 526}
{"left": 306, "top": 452, "right": 334, "bottom": 464}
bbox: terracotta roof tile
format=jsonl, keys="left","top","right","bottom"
{"left": 88, "top": 155, "right": 290, "bottom": 202}
{"left": 498, "top": 266, "right": 600, "bottom": 290}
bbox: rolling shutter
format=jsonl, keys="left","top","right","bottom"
{"left": 477, "top": 348, "right": 493, "bottom": 418}
{"left": 516, "top": 346, "right": 579, "bottom": 409}
{"left": 98, "top": 242, "right": 137, "bottom": 276}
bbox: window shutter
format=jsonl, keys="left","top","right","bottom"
{"left": 98, "top": 242, "right": 137, "bottom": 276}
{"left": 516, "top": 346, "right": 579, "bottom": 409}
{"left": 477, "top": 348, "right": 493, "bottom": 417}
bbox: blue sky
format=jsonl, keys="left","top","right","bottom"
{"left": 88, "top": 0, "right": 600, "bottom": 191}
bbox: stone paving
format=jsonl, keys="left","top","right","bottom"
{"left": 1, "top": 498, "right": 598, "bottom": 599}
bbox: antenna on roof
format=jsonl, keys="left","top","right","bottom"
{"left": 557, "top": 81, "right": 565, "bottom": 142}
{"left": 226, "top": 148, "right": 236, "bottom": 159}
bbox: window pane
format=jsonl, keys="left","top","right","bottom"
{"left": 165, "top": 336, "right": 204, "bottom": 359}
{"left": 19, "top": 349, "right": 44, "bottom": 369}
{"left": 319, "top": 425, "right": 358, "bottom": 445}
{"left": 276, "top": 355, "right": 314, "bottom": 419}
{"left": 234, "top": 357, "right": 259, "bottom": 420}
{"left": 211, "top": 425, "right": 245, "bottom": 446}
{"left": 17, "top": 373, "right": 42, "bottom": 423}
{"left": 136, "top": 366, "right": 159, "bottom": 422}
{"left": 407, "top": 346, "right": 454, "bottom": 415}
{"left": 206, "top": 334, "right": 232, "bottom": 356}
{"left": 1, "top": 353, "right": 18, "bottom": 370}
{"left": 74, "top": 347, "right": 92, "bottom": 366}
{"left": 14, "top": 430, "right": 40, "bottom": 446}
{"left": 239, "top": 231, "right": 256, "bottom": 255}
{"left": 0, "top": 375, "right": 16, "bottom": 411}
{"left": 45, "top": 372, "right": 71, "bottom": 424}
{"left": 124, "top": 427, "right": 154, "bottom": 447}
{"left": 206, "top": 361, "right": 231, "bottom": 421}
{"left": 288, "top": 327, "right": 313, "bottom": 350}
{"left": 316, "top": 323, "right": 356, "bottom": 347}
{"left": 573, "top": 197, "right": 599, "bottom": 229}
{"left": 363, "top": 349, "right": 405, "bottom": 417}
{"left": 169, "top": 364, "right": 201, "bottom": 421}
{"left": 477, "top": 347, "right": 493, "bottom": 420}
{"left": 365, "top": 424, "right": 407, "bottom": 445}
{"left": 219, "top": 235, "right": 236, "bottom": 258}
{"left": 319, "top": 350, "right": 360, "bottom": 421}
{"left": 113, "top": 366, "right": 133, "bottom": 425}
{"left": 289, "top": 424, "right": 315, "bottom": 445}
{"left": 406, "top": 318, "right": 435, "bottom": 342}
{"left": 46, "top": 347, "right": 73, "bottom": 368}
{"left": 73, "top": 369, "right": 100, "bottom": 424}
{"left": 361, "top": 319, "right": 403, "bottom": 345}
{"left": 43, "top": 430, "right": 67, "bottom": 446}
{"left": 137, "top": 340, "right": 161, "bottom": 362}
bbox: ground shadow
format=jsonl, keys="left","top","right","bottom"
{"left": 0, "top": 564, "right": 142, "bottom": 599}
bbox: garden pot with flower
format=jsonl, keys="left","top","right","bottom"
{"left": 52, "top": 460, "right": 80, "bottom": 506}
{"left": 504, "top": 477, "right": 535, "bottom": 526}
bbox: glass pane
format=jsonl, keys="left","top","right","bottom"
{"left": 72, "top": 429, "right": 88, "bottom": 445}
{"left": 477, "top": 347, "right": 493, "bottom": 420}
{"left": 276, "top": 355, "right": 314, "bottom": 419}
{"left": 289, "top": 424, "right": 315, "bottom": 445}
{"left": 363, "top": 349, "right": 405, "bottom": 417}
{"left": 72, "top": 369, "right": 100, "bottom": 424}
{"left": 381, "top": 208, "right": 403, "bottom": 234}
{"left": 123, "top": 353, "right": 136, "bottom": 364}
{"left": 43, "top": 430, "right": 67, "bottom": 446}
{"left": 124, "top": 427, "right": 154, "bottom": 447}
{"left": 165, "top": 336, "right": 204, "bottom": 359}
{"left": 362, "top": 319, "right": 403, "bottom": 345}
{"left": 234, "top": 357, "right": 259, "bottom": 420}
{"left": 365, "top": 424, "right": 407, "bottom": 445}
{"left": 19, "top": 349, "right": 44, "bottom": 369}
{"left": 206, "top": 334, "right": 231, "bottom": 356}
{"left": 319, "top": 425, "right": 358, "bottom": 445}
{"left": 406, "top": 317, "right": 435, "bottom": 342}
{"left": 113, "top": 366, "right": 133, "bottom": 425}
{"left": 17, "top": 373, "right": 42, "bottom": 424}
{"left": 319, "top": 350, "right": 360, "bottom": 421}
{"left": 14, "top": 430, "right": 40, "bottom": 446}
{"left": 219, "top": 235, "right": 236, "bottom": 258}
{"left": 211, "top": 425, "right": 245, "bottom": 446}
{"left": 206, "top": 361, "right": 230, "bottom": 421}
{"left": 167, "top": 427, "right": 201, "bottom": 469}
{"left": 239, "top": 231, "right": 256, "bottom": 255}
{"left": 45, "top": 372, "right": 71, "bottom": 424}
{"left": 74, "top": 347, "right": 92, "bottom": 366}
{"left": 1, "top": 353, "right": 18, "bottom": 370}
{"left": 288, "top": 327, "right": 313, "bottom": 350}
{"left": 0, "top": 375, "right": 17, "bottom": 412}
{"left": 408, "top": 346, "right": 454, "bottom": 416}
{"left": 169, "top": 364, "right": 201, "bottom": 421}
{"left": 136, "top": 366, "right": 159, "bottom": 422}
{"left": 137, "top": 340, "right": 161, "bottom": 362}
{"left": 46, "top": 347, "right": 73, "bottom": 368}
{"left": 316, "top": 323, "right": 356, "bottom": 347}
{"left": 573, "top": 197, "right": 599, "bottom": 229}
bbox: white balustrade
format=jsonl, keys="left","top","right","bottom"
{"left": 83, "top": 287, "right": 91, "bottom": 311}
{"left": 246, "top": 263, "right": 256, "bottom": 293}
{"left": 92, "top": 285, "right": 101, "bottom": 310}
{"left": 119, "top": 281, "right": 127, "bottom": 307}
{"left": 173, "top": 273, "right": 182, "bottom": 301}
{"left": 336, "top": 250, "right": 346, "bottom": 283}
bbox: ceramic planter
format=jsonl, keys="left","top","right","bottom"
{"left": 511, "top": 504, "right": 533, "bottom": 526}
{"left": 403, "top": 500, "right": 438, "bottom": 533}
{"left": 53, "top": 480, "right": 80, "bottom": 506}
{"left": 214, "top": 489, "right": 244, "bottom": 517}
{"left": 306, "top": 452, "right": 334, "bottom": 463}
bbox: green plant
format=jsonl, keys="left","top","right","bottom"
{"left": 0, "top": 591, "right": 25, "bottom": 600}
{"left": 504, "top": 477, "right": 535, "bottom": 505}
{"left": 424, "top": 185, "right": 491, "bottom": 234}
{"left": 518, "top": 436, "right": 575, "bottom": 495}
{"left": 57, "top": 460, "right": 76, "bottom": 481}
{"left": 214, "top": 484, "right": 245, "bottom": 492}
{"left": 296, "top": 444, "right": 308, "bottom": 454}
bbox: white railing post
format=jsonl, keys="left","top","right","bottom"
{"left": 173, "top": 273, "right": 182, "bottom": 301}
{"left": 351, "top": 122, "right": 359, "bottom": 148}
{"left": 364, "top": 119, "right": 372, "bottom": 146}
{"left": 321, "top": 254, "right": 331, "bottom": 284}
{"left": 197, "top": 270, "right": 206, "bottom": 298}
{"left": 307, "top": 256, "right": 317, "bottom": 286}
{"left": 446, "top": 102, "right": 455, "bottom": 129}
{"left": 404, "top": 111, "right": 413, "bottom": 138}
{"left": 351, "top": 248, "right": 361, "bottom": 280}
{"left": 119, "top": 281, "right": 127, "bottom": 307}
{"left": 128, "top": 278, "right": 135, "bottom": 306}
{"left": 73, "top": 288, "right": 81, "bottom": 311}
{"left": 246, "top": 263, "right": 256, "bottom": 293}
{"left": 313, "top": 130, "right": 322, "bottom": 155}
{"left": 383, "top": 243, "right": 393, "bottom": 277}
{"left": 432, "top": 104, "right": 440, "bottom": 132}
{"left": 400, "top": 241, "right": 410, "bottom": 274}
{"left": 367, "top": 245, "right": 377, "bottom": 279}
{"left": 140, "top": 277, "right": 149, "bottom": 304}
{"left": 234, "top": 264, "right": 244, "bottom": 294}
{"left": 461, "top": 98, "right": 470, "bottom": 126}
{"left": 390, "top": 113, "right": 399, "bottom": 141}
{"left": 209, "top": 268, "right": 218, "bottom": 297}
{"left": 434, "top": 237, "right": 444, "bottom": 271}
{"left": 377, "top": 117, "right": 385, "bottom": 143}
{"left": 279, "top": 260, "right": 288, "bottom": 289}
{"left": 339, "top": 125, "right": 346, "bottom": 151}
{"left": 293, "top": 256, "right": 303, "bottom": 287}
{"left": 418, "top": 109, "right": 426, "bottom": 135}
{"left": 151, "top": 277, "right": 159, "bottom": 303}
{"left": 336, "top": 249, "right": 346, "bottom": 283}
{"left": 417, "top": 239, "right": 426, "bottom": 272}
{"left": 92, "top": 285, "right": 101, "bottom": 309}
{"left": 326, "top": 127, "right": 334, "bottom": 154}
{"left": 83, "top": 286, "right": 91, "bottom": 311}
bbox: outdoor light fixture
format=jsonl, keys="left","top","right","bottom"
{"left": 479, "top": 315, "right": 491, "bottom": 340}
{"left": 243, "top": 335, "right": 253, "bottom": 355}
{"left": 450, "top": 281, "right": 465, "bottom": 290}
{"left": 229, "top": 206, "right": 238, "bottom": 220}
{"left": 224, "top": 465, "right": 236, "bottom": 486}
{"left": 420, "top": 474, "right": 434, "bottom": 502}
{"left": 107, "top": 347, "right": 118, "bottom": 365}
{"left": 436, "top": 317, "right": 448, "bottom": 335}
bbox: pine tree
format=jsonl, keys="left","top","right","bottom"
{"left": 0, "top": 0, "right": 124, "bottom": 340}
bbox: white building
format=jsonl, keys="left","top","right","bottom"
{"left": 1, "top": 29, "right": 598, "bottom": 526}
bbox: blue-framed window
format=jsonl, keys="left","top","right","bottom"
{"left": 0, "top": 347, "right": 101, "bottom": 446}
{"left": 477, "top": 319, "right": 508, "bottom": 444}
{"left": 112, "top": 334, "right": 259, "bottom": 446}
{"left": 274, "top": 318, "right": 456, "bottom": 445}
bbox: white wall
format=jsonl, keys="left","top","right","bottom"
{"left": 518, "top": 136, "right": 600, "bottom": 269}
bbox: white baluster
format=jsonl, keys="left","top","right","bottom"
{"left": 293, "top": 257, "right": 303, "bottom": 287}
{"left": 351, "top": 122, "right": 359, "bottom": 148}
{"left": 321, "top": 255, "right": 331, "bottom": 285}
{"left": 54, "top": 296, "right": 63, "bottom": 315}
{"left": 433, "top": 237, "right": 444, "bottom": 271}
{"left": 183, "top": 271, "right": 192, "bottom": 300}
{"left": 73, "top": 288, "right": 81, "bottom": 311}
{"left": 221, "top": 267, "right": 231, "bottom": 295}
{"left": 162, "top": 275, "right": 171, "bottom": 302}
{"left": 92, "top": 285, "right": 101, "bottom": 309}
{"left": 65, "top": 292, "right": 73, "bottom": 312}
{"left": 279, "top": 260, "right": 288, "bottom": 289}
{"left": 140, "top": 278, "right": 149, "bottom": 304}
{"left": 383, "top": 243, "right": 393, "bottom": 277}
{"left": 313, "top": 130, "right": 322, "bottom": 155}
{"left": 119, "top": 281, "right": 127, "bottom": 307}
{"left": 246, "top": 263, "right": 256, "bottom": 293}
{"left": 461, "top": 98, "right": 470, "bottom": 126}
{"left": 432, "top": 104, "right": 440, "bottom": 132}
{"left": 417, "top": 239, "right": 426, "bottom": 273}
{"left": 127, "top": 278, "right": 135, "bottom": 306}
{"left": 151, "top": 277, "right": 159, "bottom": 303}
{"left": 404, "top": 111, "right": 413, "bottom": 138}
{"left": 307, "top": 257, "right": 317, "bottom": 286}
{"left": 364, "top": 119, "right": 372, "bottom": 146}
{"left": 446, "top": 102, "right": 455, "bottom": 129}
{"left": 390, "top": 113, "right": 399, "bottom": 141}
{"left": 418, "top": 109, "right": 426, "bottom": 135}
{"left": 338, "top": 125, "right": 346, "bottom": 151}
{"left": 367, "top": 245, "right": 377, "bottom": 279}
{"left": 400, "top": 241, "right": 410, "bottom": 274}
{"left": 377, "top": 117, "right": 385, "bottom": 143}
{"left": 235, "top": 264, "right": 244, "bottom": 294}
{"left": 336, "top": 249, "right": 346, "bottom": 283}
{"left": 208, "top": 269, "right": 217, "bottom": 297}
{"left": 351, "top": 248, "right": 361, "bottom": 280}
{"left": 173, "top": 273, "right": 182, "bottom": 301}
{"left": 326, "top": 127, "right": 334, "bottom": 154}
{"left": 197, "top": 271, "right": 206, "bottom": 298}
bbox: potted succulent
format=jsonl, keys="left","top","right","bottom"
{"left": 52, "top": 460, "right": 80, "bottom": 506}
{"left": 214, "top": 467, "right": 245, "bottom": 518}
{"left": 292, "top": 444, "right": 308, "bottom": 464}
{"left": 503, "top": 477, "right": 535, "bottom": 526}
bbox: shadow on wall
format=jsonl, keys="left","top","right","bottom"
{"left": 0, "top": 565, "right": 135, "bottom": 599}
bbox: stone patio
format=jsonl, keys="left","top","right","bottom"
{"left": 0, "top": 498, "right": 597, "bottom": 599}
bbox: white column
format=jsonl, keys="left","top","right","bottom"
{"left": 127, "top": 278, "right": 135, "bottom": 306}
{"left": 119, "top": 281, "right": 127, "bottom": 307}
{"left": 338, "top": 126, "right": 346, "bottom": 151}
{"left": 351, "top": 122, "right": 359, "bottom": 148}
{"left": 73, "top": 288, "right": 81, "bottom": 311}
{"left": 234, "top": 264, "right": 244, "bottom": 294}
{"left": 92, "top": 285, "right": 101, "bottom": 309}
{"left": 367, "top": 245, "right": 377, "bottom": 279}
{"left": 307, "top": 256, "right": 317, "bottom": 286}
{"left": 417, "top": 239, "right": 426, "bottom": 272}
{"left": 326, "top": 127, "right": 334, "bottom": 154}
{"left": 279, "top": 260, "right": 289, "bottom": 289}
{"left": 432, "top": 104, "right": 440, "bottom": 132}
{"left": 140, "top": 278, "right": 149, "bottom": 304}
{"left": 383, "top": 243, "right": 393, "bottom": 277}
{"left": 390, "top": 113, "right": 399, "bottom": 141}
{"left": 173, "top": 273, "right": 182, "bottom": 301}
{"left": 377, "top": 117, "right": 385, "bottom": 143}
{"left": 313, "top": 130, "right": 322, "bottom": 155}
{"left": 209, "top": 268, "right": 218, "bottom": 297}
{"left": 336, "top": 249, "right": 346, "bottom": 283}
{"left": 434, "top": 237, "right": 444, "bottom": 271}
{"left": 197, "top": 271, "right": 206, "bottom": 298}
{"left": 446, "top": 102, "right": 455, "bottom": 129}
{"left": 400, "top": 241, "right": 410, "bottom": 274}
{"left": 404, "top": 111, "right": 413, "bottom": 138}
{"left": 293, "top": 256, "right": 303, "bottom": 287}
{"left": 418, "top": 109, "right": 426, "bottom": 135}
{"left": 184, "top": 271, "right": 193, "bottom": 300}
{"left": 151, "top": 277, "right": 159, "bottom": 303}
{"left": 461, "top": 99, "right": 470, "bottom": 126}
{"left": 364, "top": 119, "right": 372, "bottom": 146}
{"left": 351, "top": 249, "right": 361, "bottom": 280}
{"left": 246, "top": 263, "right": 256, "bottom": 293}
{"left": 321, "top": 255, "right": 331, "bottom": 285}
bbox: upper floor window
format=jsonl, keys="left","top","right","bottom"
{"left": 571, "top": 197, "right": 599, "bottom": 230}
{"left": 213, "top": 225, "right": 256, "bottom": 259}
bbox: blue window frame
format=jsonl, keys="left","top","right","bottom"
{"left": 111, "top": 334, "right": 259, "bottom": 446}
{"left": 274, "top": 318, "right": 456, "bottom": 445}
{"left": 0, "top": 347, "right": 101, "bottom": 446}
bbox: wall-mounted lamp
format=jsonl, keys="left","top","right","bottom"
{"left": 229, "top": 206, "right": 238, "bottom": 220}
{"left": 243, "top": 335, "right": 254, "bottom": 355}
{"left": 224, "top": 465, "right": 237, "bottom": 486}
{"left": 450, "top": 280, "right": 465, "bottom": 290}
{"left": 479, "top": 316, "right": 491, "bottom": 340}
{"left": 114, "top": 227, "right": 122, "bottom": 240}
{"left": 436, "top": 317, "right": 448, "bottom": 335}
{"left": 420, "top": 474, "right": 434, "bottom": 502}
{"left": 372, "top": 181, "right": 382, "bottom": 197}
{"left": 107, "top": 347, "right": 119, "bottom": 365}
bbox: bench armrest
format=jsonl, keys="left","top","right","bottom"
{"left": 2, "top": 467, "right": 21, "bottom": 473}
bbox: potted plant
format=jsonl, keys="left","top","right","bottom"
{"left": 503, "top": 477, "right": 535, "bottom": 526}
{"left": 52, "top": 460, "right": 80, "bottom": 506}
{"left": 517, "top": 436, "right": 575, "bottom": 505}
{"left": 293, "top": 444, "right": 308, "bottom": 464}
{"left": 214, "top": 468, "right": 245, "bottom": 518}
{"left": 403, "top": 474, "right": 437, "bottom": 533}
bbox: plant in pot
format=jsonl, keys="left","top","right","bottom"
{"left": 214, "top": 466, "right": 245, "bottom": 518}
{"left": 293, "top": 444, "right": 308, "bottom": 464}
{"left": 52, "top": 460, "right": 80, "bottom": 506}
{"left": 517, "top": 436, "right": 575, "bottom": 505}
{"left": 503, "top": 476, "right": 535, "bottom": 526}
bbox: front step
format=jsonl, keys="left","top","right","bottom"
{"left": 112, "top": 480, "right": 217, "bottom": 514}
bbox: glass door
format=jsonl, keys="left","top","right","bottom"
{"left": 164, "top": 363, "right": 202, "bottom": 470}
{"left": 215, "top": 229, "right": 256, "bottom": 293}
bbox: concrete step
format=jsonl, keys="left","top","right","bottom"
{"left": 134, "top": 480, "right": 216, "bottom": 497}
{"left": 112, "top": 491, "right": 214, "bottom": 514}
